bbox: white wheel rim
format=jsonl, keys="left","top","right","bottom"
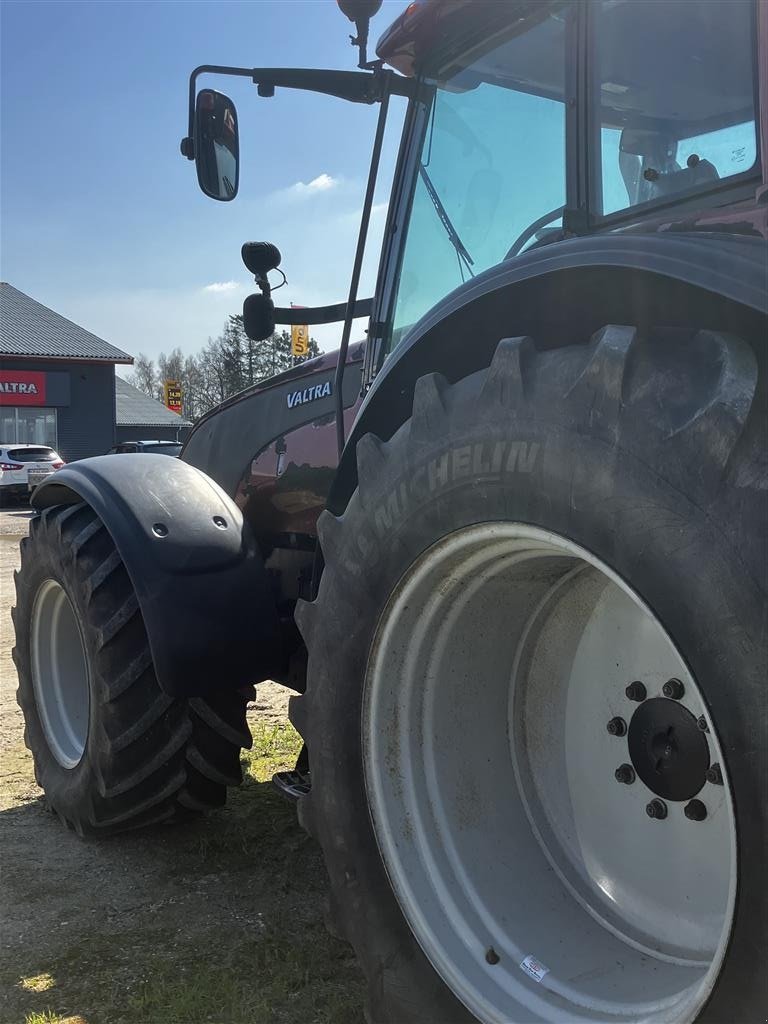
{"left": 364, "top": 523, "right": 736, "bottom": 1023}
{"left": 31, "top": 579, "right": 90, "bottom": 769}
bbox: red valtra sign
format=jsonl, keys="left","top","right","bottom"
{"left": 0, "top": 370, "right": 47, "bottom": 406}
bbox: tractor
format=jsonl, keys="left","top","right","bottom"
{"left": 13, "top": 1, "right": 767, "bottom": 1021}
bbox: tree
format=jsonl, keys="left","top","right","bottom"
{"left": 197, "top": 337, "right": 231, "bottom": 410}
{"left": 124, "top": 316, "right": 322, "bottom": 426}
{"left": 127, "top": 353, "right": 156, "bottom": 397}
{"left": 182, "top": 352, "right": 207, "bottom": 422}
{"left": 220, "top": 317, "right": 246, "bottom": 395}
{"left": 226, "top": 315, "right": 320, "bottom": 384}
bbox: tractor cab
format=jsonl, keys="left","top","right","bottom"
{"left": 181, "top": 0, "right": 764, "bottom": 417}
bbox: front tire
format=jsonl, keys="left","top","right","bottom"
{"left": 13, "top": 503, "right": 251, "bottom": 835}
{"left": 293, "top": 326, "right": 766, "bottom": 1022}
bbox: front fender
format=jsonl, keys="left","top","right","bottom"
{"left": 32, "top": 455, "right": 282, "bottom": 696}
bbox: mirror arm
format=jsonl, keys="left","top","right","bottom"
{"left": 183, "top": 66, "right": 255, "bottom": 157}
{"left": 182, "top": 64, "right": 412, "bottom": 158}
{"left": 272, "top": 298, "right": 373, "bottom": 326}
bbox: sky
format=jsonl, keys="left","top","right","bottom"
{"left": 0, "top": 0, "right": 408, "bottom": 373}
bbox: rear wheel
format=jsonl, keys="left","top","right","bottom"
{"left": 13, "top": 502, "right": 251, "bottom": 835}
{"left": 293, "top": 325, "right": 766, "bottom": 1022}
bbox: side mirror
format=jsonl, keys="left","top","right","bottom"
{"left": 194, "top": 89, "right": 239, "bottom": 201}
{"left": 243, "top": 293, "right": 276, "bottom": 342}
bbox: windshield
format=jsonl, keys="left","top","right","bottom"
{"left": 144, "top": 444, "right": 182, "bottom": 456}
{"left": 7, "top": 447, "right": 57, "bottom": 463}
{"left": 389, "top": 9, "right": 568, "bottom": 351}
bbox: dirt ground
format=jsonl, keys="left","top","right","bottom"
{"left": 0, "top": 507, "right": 363, "bottom": 1024}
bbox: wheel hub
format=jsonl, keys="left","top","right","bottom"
{"left": 628, "top": 697, "right": 709, "bottom": 801}
{"left": 30, "top": 579, "right": 90, "bottom": 769}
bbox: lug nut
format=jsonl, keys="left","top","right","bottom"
{"left": 606, "top": 717, "right": 627, "bottom": 737}
{"left": 485, "top": 947, "right": 500, "bottom": 965}
{"left": 684, "top": 799, "right": 707, "bottom": 821}
{"left": 697, "top": 715, "right": 709, "bottom": 732}
{"left": 663, "top": 678, "right": 685, "bottom": 700}
{"left": 625, "top": 681, "right": 647, "bottom": 702}
{"left": 705, "top": 763, "right": 723, "bottom": 786}
{"left": 646, "top": 799, "right": 668, "bottom": 820}
{"left": 615, "top": 763, "right": 635, "bottom": 785}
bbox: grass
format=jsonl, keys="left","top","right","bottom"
{"left": 3, "top": 719, "right": 364, "bottom": 1024}
{"left": 24, "top": 1015, "right": 87, "bottom": 1024}
{"left": 19, "top": 974, "right": 56, "bottom": 993}
{"left": 243, "top": 721, "right": 304, "bottom": 783}
{"left": 15, "top": 921, "right": 362, "bottom": 1024}
{"left": 24, "top": 1014, "right": 86, "bottom": 1024}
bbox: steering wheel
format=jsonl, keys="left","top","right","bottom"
{"left": 505, "top": 204, "right": 565, "bottom": 260}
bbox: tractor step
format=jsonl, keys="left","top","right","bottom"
{"left": 272, "top": 769, "right": 311, "bottom": 802}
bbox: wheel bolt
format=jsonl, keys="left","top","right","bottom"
{"left": 606, "top": 717, "right": 627, "bottom": 737}
{"left": 625, "top": 681, "right": 647, "bottom": 702}
{"left": 646, "top": 799, "right": 668, "bottom": 820}
{"left": 485, "top": 947, "right": 500, "bottom": 965}
{"left": 663, "top": 678, "right": 685, "bottom": 700}
{"left": 705, "top": 763, "right": 723, "bottom": 786}
{"left": 697, "top": 715, "right": 709, "bottom": 732}
{"left": 615, "top": 763, "right": 635, "bottom": 784}
{"left": 684, "top": 799, "right": 707, "bottom": 821}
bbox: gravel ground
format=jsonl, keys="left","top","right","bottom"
{"left": 0, "top": 506, "right": 362, "bottom": 1024}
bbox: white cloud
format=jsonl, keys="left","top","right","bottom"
{"left": 202, "top": 280, "right": 240, "bottom": 294}
{"left": 285, "top": 173, "right": 339, "bottom": 199}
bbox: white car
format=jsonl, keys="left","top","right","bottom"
{"left": 0, "top": 444, "right": 65, "bottom": 503}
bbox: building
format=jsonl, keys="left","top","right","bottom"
{"left": 115, "top": 376, "right": 192, "bottom": 444}
{"left": 0, "top": 283, "right": 133, "bottom": 461}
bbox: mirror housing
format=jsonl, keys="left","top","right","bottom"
{"left": 193, "top": 89, "right": 239, "bottom": 201}
{"left": 243, "top": 293, "right": 276, "bottom": 342}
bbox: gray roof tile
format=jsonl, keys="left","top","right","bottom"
{"left": 0, "top": 283, "right": 133, "bottom": 363}
{"left": 115, "top": 375, "right": 192, "bottom": 427}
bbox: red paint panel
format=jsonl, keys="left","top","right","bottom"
{"left": 0, "top": 370, "right": 47, "bottom": 406}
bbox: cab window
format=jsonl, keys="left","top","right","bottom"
{"left": 593, "top": 0, "right": 758, "bottom": 216}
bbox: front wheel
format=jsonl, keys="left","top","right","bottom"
{"left": 292, "top": 326, "right": 766, "bottom": 1022}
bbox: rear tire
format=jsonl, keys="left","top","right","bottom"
{"left": 293, "top": 325, "right": 766, "bottom": 1022}
{"left": 13, "top": 502, "right": 251, "bottom": 835}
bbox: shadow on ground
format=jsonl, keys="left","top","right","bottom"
{"left": 0, "top": 753, "right": 364, "bottom": 1024}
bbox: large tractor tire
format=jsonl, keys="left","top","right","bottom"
{"left": 13, "top": 502, "right": 251, "bottom": 835}
{"left": 292, "top": 326, "right": 766, "bottom": 1023}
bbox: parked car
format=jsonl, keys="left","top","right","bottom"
{"left": 0, "top": 444, "right": 65, "bottom": 504}
{"left": 106, "top": 440, "right": 183, "bottom": 456}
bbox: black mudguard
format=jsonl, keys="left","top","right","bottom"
{"left": 329, "top": 232, "right": 768, "bottom": 513}
{"left": 32, "top": 455, "right": 282, "bottom": 697}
